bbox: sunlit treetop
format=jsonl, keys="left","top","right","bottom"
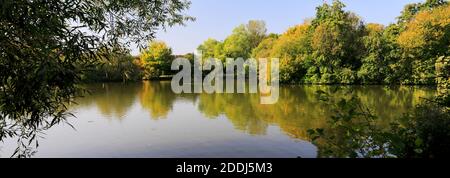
{"left": 140, "top": 41, "right": 173, "bottom": 65}
{"left": 398, "top": 4, "right": 450, "bottom": 56}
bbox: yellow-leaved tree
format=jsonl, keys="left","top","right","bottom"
{"left": 398, "top": 4, "right": 450, "bottom": 84}
{"left": 140, "top": 41, "right": 174, "bottom": 79}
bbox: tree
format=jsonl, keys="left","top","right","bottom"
{"left": 270, "top": 24, "right": 311, "bottom": 83}
{"left": 358, "top": 23, "right": 388, "bottom": 84}
{"left": 140, "top": 41, "right": 174, "bottom": 79}
{"left": 251, "top": 33, "right": 279, "bottom": 59}
{"left": 398, "top": 4, "right": 450, "bottom": 84}
{"left": 310, "top": 0, "right": 365, "bottom": 84}
{"left": 397, "top": 0, "right": 448, "bottom": 25}
{"left": 197, "top": 38, "right": 222, "bottom": 61}
{"left": 222, "top": 25, "right": 251, "bottom": 59}
{"left": 246, "top": 20, "right": 268, "bottom": 50}
{"left": 376, "top": 23, "right": 404, "bottom": 84}
{"left": 222, "top": 20, "right": 267, "bottom": 59}
{"left": 0, "top": 0, "right": 192, "bottom": 157}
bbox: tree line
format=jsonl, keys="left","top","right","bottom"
{"left": 197, "top": 0, "right": 448, "bottom": 85}
{"left": 124, "top": 0, "right": 448, "bottom": 86}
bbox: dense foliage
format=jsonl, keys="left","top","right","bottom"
{"left": 196, "top": 0, "right": 449, "bottom": 85}
{"left": 140, "top": 41, "right": 174, "bottom": 79}
{"left": 197, "top": 20, "right": 268, "bottom": 61}
{"left": 82, "top": 48, "right": 142, "bottom": 82}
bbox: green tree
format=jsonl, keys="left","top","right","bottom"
{"left": 197, "top": 38, "right": 222, "bottom": 61}
{"left": 140, "top": 41, "right": 174, "bottom": 79}
{"left": 378, "top": 24, "right": 405, "bottom": 84}
{"left": 246, "top": 20, "right": 268, "bottom": 50}
{"left": 0, "top": 0, "right": 192, "bottom": 157}
{"left": 358, "top": 23, "right": 388, "bottom": 84}
{"left": 251, "top": 33, "right": 279, "bottom": 59}
{"left": 222, "top": 20, "right": 267, "bottom": 59}
{"left": 310, "top": 0, "right": 365, "bottom": 84}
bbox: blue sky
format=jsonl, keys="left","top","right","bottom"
{"left": 132, "top": 0, "right": 424, "bottom": 55}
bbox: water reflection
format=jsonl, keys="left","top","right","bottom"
{"left": 139, "top": 81, "right": 176, "bottom": 119}
{"left": 75, "top": 83, "right": 141, "bottom": 120}
{"left": 0, "top": 81, "right": 433, "bottom": 157}
{"left": 75, "top": 81, "right": 435, "bottom": 141}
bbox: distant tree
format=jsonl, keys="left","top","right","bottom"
{"left": 222, "top": 20, "right": 267, "bottom": 59}
{"left": 246, "top": 20, "right": 268, "bottom": 50}
{"left": 251, "top": 33, "right": 279, "bottom": 59}
{"left": 140, "top": 41, "right": 174, "bottom": 79}
{"left": 310, "top": 0, "right": 365, "bottom": 84}
{"left": 222, "top": 25, "right": 251, "bottom": 59}
{"left": 270, "top": 24, "right": 311, "bottom": 83}
{"left": 182, "top": 53, "right": 195, "bottom": 63}
{"left": 197, "top": 38, "right": 222, "bottom": 60}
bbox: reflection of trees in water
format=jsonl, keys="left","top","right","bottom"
{"left": 196, "top": 85, "right": 435, "bottom": 140}
{"left": 75, "top": 81, "right": 198, "bottom": 121}
{"left": 355, "top": 86, "right": 435, "bottom": 126}
{"left": 73, "top": 82, "right": 434, "bottom": 142}
{"left": 139, "top": 81, "right": 176, "bottom": 119}
{"left": 138, "top": 81, "right": 198, "bottom": 120}
{"left": 198, "top": 93, "right": 268, "bottom": 135}
{"left": 73, "top": 83, "right": 141, "bottom": 120}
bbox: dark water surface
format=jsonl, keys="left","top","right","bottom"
{"left": 0, "top": 81, "right": 435, "bottom": 157}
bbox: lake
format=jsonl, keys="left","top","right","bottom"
{"left": 0, "top": 81, "right": 436, "bottom": 157}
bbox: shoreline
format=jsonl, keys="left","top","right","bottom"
{"left": 82, "top": 79, "right": 438, "bottom": 88}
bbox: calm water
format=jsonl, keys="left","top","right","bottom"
{"left": 0, "top": 81, "right": 435, "bottom": 157}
